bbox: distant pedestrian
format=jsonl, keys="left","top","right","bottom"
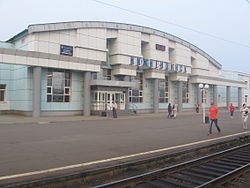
{"left": 172, "top": 103, "right": 178, "bottom": 119}
{"left": 229, "top": 103, "right": 235, "bottom": 119}
{"left": 111, "top": 102, "right": 117, "bottom": 118}
{"left": 195, "top": 103, "right": 200, "bottom": 113}
{"left": 240, "top": 104, "right": 249, "bottom": 130}
{"left": 168, "top": 103, "right": 172, "bottom": 118}
{"left": 208, "top": 102, "right": 221, "bottom": 135}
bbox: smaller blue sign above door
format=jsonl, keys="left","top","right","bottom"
{"left": 60, "top": 45, "right": 73, "bottom": 56}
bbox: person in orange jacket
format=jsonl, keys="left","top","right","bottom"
{"left": 208, "top": 102, "right": 221, "bottom": 135}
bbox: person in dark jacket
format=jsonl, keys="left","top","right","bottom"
{"left": 168, "top": 103, "right": 172, "bottom": 118}
{"left": 111, "top": 102, "right": 117, "bottom": 118}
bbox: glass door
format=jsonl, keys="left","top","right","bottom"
{"left": 115, "top": 93, "right": 125, "bottom": 110}
{"left": 91, "top": 90, "right": 126, "bottom": 111}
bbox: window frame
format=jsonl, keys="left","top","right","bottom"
{"left": 182, "top": 79, "right": 190, "bottom": 103}
{"left": 46, "top": 69, "right": 72, "bottom": 103}
{"left": 0, "top": 84, "right": 6, "bottom": 102}
{"left": 159, "top": 76, "right": 169, "bottom": 103}
{"left": 129, "top": 72, "right": 144, "bottom": 103}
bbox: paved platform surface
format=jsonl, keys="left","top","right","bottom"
{"left": 0, "top": 110, "right": 249, "bottom": 183}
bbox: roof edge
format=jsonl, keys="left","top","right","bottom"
{"left": 7, "top": 21, "right": 222, "bottom": 69}
{"left": 6, "top": 29, "right": 28, "bottom": 43}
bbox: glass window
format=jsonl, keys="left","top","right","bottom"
{"left": 46, "top": 69, "right": 71, "bottom": 103}
{"left": 64, "top": 96, "right": 70, "bottom": 102}
{"left": 133, "top": 90, "right": 139, "bottom": 96}
{"left": 182, "top": 79, "right": 189, "bottom": 103}
{"left": 0, "top": 84, "right": 6, "bottom": 102}
{"left": 132, "top": 97, "right": 139, "bottom": 103}
{"left": 65, "top": 71, "right": 71, "bottom": 79}
{"left": 65, "top": 88, "right": 70, "bottom": 94}
{"left": 159, "top": 77, "right": 169, "bottom": 103}
{"left": 53, "top": 95, "right": 63, "bottom": 102}
{"left": 103, "top": 69, "right": 112, "bottom": 80}
{"left": 91, "top": 72, "right": 97, "bottom": 80}
{"left": 47, "top": 78, "right": 52, "bottom": 86}
{"left": 47, "top": 87, "right": 52, "bottom": 94}
{"left": 159, "top": 98, "right": 164, "bottom": 103}
{"left": 0, "top": 91, "right": 4, "bottom": 101}
{"left": 47, "top": 95, "right": 52, "bottom": 102}
{"left": 94, "top": 93, "right": 98, "bottom": 101}
{"left": 65, "top": 79, "right": 71, "bottom": 87}
{"left": 129, "top": 73, "right": 143, "bottom": 103}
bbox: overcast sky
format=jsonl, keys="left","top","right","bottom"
{"left": 0, "top": 0, "right": 250, "bottom": 73}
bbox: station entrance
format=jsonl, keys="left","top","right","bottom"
{"left": 91, "top": 90, "right": 125, "bottom": 111}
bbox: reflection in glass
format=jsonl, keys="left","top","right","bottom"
{"left": 46, "top": 69, "right": 71, "bottom": 103}
{"left": 53, "top": 95, "right": 63, "bottom": 102}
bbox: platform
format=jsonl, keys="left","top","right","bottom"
{"left": 0, "top": 110, "right": 249, "bottom": 184}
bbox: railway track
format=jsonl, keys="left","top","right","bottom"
{"left": 2, "top": 137, "right": 249, "bottom": 188}
{"left": 95, "top": 143, "right": 250, "bottom": 188}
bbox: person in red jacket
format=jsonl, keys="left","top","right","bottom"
{"left": 208, "top": 102, "right": 221, "bottom": 135}
{"left": 229, "top": 103, "right": 235, "bottom": 119}
{"left": 195, "top": 103, "right": 200, "bottom": 113}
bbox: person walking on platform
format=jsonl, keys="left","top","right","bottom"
{"left": 167, "top": 103, "right": 172, "bottom": 118}
{"left": 172, "top": 103, "right": 178, "bottom": 119}
{"left": 240, "top": 104, "right": 249, "bottom": 130}
{"left": 111, "top": 101, "right": 117, "bottom": 118}
{"left": 208, "top": 102, "right": 221, "bottom": 135}
{"left": 229, "top": 103, "right": 235, "bottom": 119}
{"left": 195, "top": 103, "right": 200, "bottom": 113}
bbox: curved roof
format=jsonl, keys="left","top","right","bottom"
{"left": 10, "top": 21, "right": 222, "bottom": 69}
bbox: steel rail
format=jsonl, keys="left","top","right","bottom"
{"left": 196, "top": 163, "right": 250, "bottom": 188}
{"left": 94, "top": 143, "right": 250, "bottom": 188}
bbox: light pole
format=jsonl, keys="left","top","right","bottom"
{"left": 199, "top": 84, "right": 209, "bottom": 123}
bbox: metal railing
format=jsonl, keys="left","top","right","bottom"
{"left": 128, "top": 103, "right": 138, "bottom": 114}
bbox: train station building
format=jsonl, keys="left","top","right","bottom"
{"left": 0, "top": 21, "right": 249, "bottom": 117}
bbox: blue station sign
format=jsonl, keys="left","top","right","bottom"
{"left": 130, "top": 56, "right": 187, "bottom": 73}
{"left": 60, "top": 45, "right": 73, "bottom": 56}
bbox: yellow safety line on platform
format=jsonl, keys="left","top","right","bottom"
{"left": 0, "top": 131, "right": 249, "bottom": 181}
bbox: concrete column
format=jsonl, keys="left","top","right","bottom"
{"left": 197, "top": 84, "right": 202, "bottom": 104}
{"left": 32, "top": 66, "right": 42, "bottom": 117}
{"left": 153, "top": 79, "right": 159, "bottom": 113}
{"left": 124, "top": 76, "right": 130, "bottom": 110}
{"left": 83, "top": 72, "right": 91, "bottom": 116}
{"left": 104, "top": 93, "right": 107, "bottom": 110}
{"left": 213, "top": 85, "right": 218, "bottom": 106}
{"left": 238, "top": 87, "right": 243, "bottom": 108}
{"left": 226, "top": 86, "right": 231, "bottom": 108}
{"left": 177, "top": 81, "right": 183, "bottom": 112}
{"left": 124, "top": 89, "right": 129, "bottom": 110}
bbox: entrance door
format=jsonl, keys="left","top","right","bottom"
{"left": 115, "top": 92, "right": 125, "bottom": 110}
{"left": 91, "top": 91, "right": 125, "bottom": 111}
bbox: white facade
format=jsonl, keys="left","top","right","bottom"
{"left": 0, "top": 21, "right": 249, "bottom": 116}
